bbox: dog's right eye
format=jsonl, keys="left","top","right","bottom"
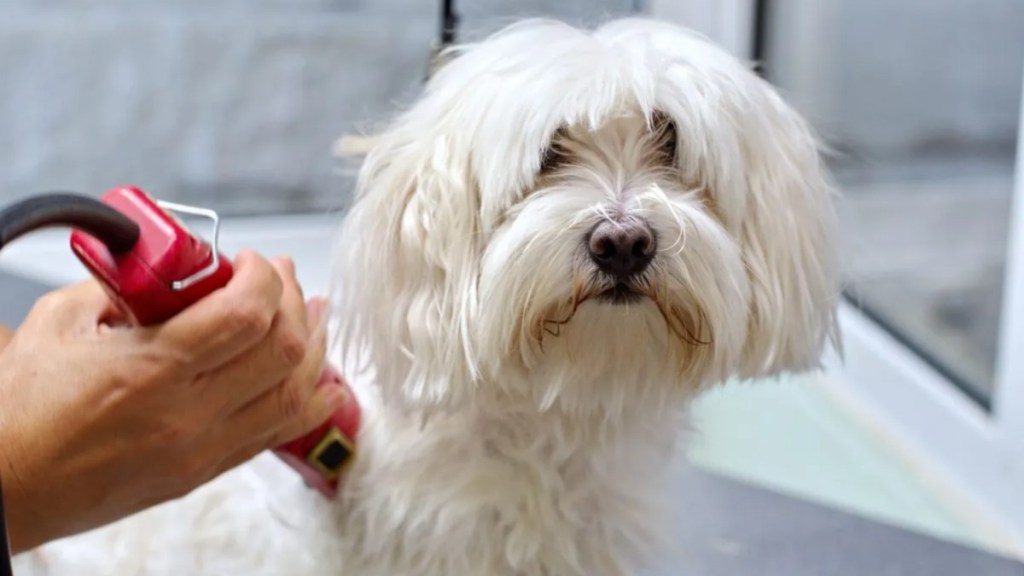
{"left": 540, "top": 147, "right": 562, "bottom": 174}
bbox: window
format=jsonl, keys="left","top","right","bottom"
{"left": 761, "top": 0, "right": 1024, "bottom": 408}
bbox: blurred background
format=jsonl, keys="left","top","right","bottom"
{"left": 2, "top": 0, "right": 1024, "bottom": 565}
{"left": 771, "top": 0, "right": 1024, "bottom": 408}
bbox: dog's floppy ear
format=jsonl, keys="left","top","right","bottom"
{"left": 730, "top": 77, "right": 842, "bottom": 379}
{"left": 329, "top": 118, "right": 483, "bottom": 409}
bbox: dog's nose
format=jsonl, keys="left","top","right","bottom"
{"left": 587, "top": 219, "right": 656, "bottom": 277}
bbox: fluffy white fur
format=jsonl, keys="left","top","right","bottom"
{"left": 13, "top": 17, "right": 840, "bottom": 576}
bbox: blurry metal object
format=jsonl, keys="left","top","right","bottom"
{"left": 425, "top": 0, "right": 459, "bottom": 81}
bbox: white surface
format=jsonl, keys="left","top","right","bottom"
{"left": 823, "top": 305, "right": 1024, "bottom": 556}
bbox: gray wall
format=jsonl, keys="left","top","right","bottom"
{"left": 5, "top": 1, "right": 1016, "bottom": 214}
{"left": 0, "top": 1, "right": 634, "bottom": 215}
{"left": 765, "top": 0, "right": 1024, "bottom": 179}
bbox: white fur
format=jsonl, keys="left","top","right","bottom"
{"left": 13, "top": 17, "right": 840, "bottom": 576}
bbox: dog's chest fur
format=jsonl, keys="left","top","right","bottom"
{"left": 331, "top": 381, "right": 685, "bottom": 576}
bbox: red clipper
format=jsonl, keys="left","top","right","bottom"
{"left": 69, "top": 185, "right": 358, "bottom": 498}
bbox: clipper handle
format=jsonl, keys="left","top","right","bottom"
{"left": 69, "top": 186, "right": 233, "bottom": 325}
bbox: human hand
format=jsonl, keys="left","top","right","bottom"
{"left": 0, "top": 251, "right": 346, "bottom": 553}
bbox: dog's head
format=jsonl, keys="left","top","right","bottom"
{"left": 331, "top": 18, "right": 840, "bottom": 412}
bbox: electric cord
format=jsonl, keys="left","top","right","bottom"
{"left": 0, "top": 476, "right": 10, "bottom": 576}
{"left": 0, "top": 192, "right": 142, "bottom": 575}
{"left": 0, "top": 193, "right": 139, "bottom": 253}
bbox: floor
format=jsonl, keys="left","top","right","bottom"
{"left": 686, "top": 373, "right": 999, "bottom": 553}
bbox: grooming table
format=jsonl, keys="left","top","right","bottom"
{"left": 1, "top": 270, "right": 1021, "bottom": 576}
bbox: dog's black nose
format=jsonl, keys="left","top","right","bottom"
{"left": 587, "top": 219, "right": 656, "bottom": 277}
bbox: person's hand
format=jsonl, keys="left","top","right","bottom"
{"left": 0, "top": 251, "right": 346, "bottom": 553}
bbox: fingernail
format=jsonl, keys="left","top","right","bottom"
{"left": 306, "top": 297, "right": 330, "bottom": 326}
{"left": 306, "top": 296, "right": 326, "bottom": 314}
{"left": 318, "top": 365, "right": 344, "bottom": 387}
{"left": 272, "top": 256, "right": 296, "bottom": 275}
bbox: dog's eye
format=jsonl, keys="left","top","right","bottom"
{"left": 660, "top": 123, "right": 678, "bottom": 164}
{"left": 539, "top": 144, "right": 570, "bottom": 174}
{"left": 652, "top": 111, "right": 678, "bottom": 166}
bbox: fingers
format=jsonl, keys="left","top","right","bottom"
{"left": 147, "top": 251, "right": 284, "bottom": 376}
{"left": 220, "top": 300, "right": 330, "bottom": 433}
{"left": 212, "top": 364, "right": 348, "bottom": 469}
{"left": 197, "top": 259, "right": 314, "bottom": 417}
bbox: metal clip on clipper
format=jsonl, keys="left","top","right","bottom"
{"left": 0, "top": 186, "right": 360, "bottom": 499}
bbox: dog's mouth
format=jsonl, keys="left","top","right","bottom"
{"left": 538, "top": 275, "right": 711, "bottom": 347}
{"left": 595, "top": 282, "right": 646, "bottom": 304}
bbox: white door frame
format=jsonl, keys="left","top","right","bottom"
{"left": 648, "top": 0, "right": 1024, "bottom": 554}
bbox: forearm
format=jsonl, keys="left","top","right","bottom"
{"left": 0, "top": 429, "right": 47, "bottom": 555}
{"left": 0, "top": 326, "right": 40, "bottom": 554}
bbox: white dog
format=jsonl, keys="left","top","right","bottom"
{"left": 13, "top": 16, "right": 840, "bottom": 576}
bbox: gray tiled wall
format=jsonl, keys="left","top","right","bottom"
{"left": 0, "top": 1, "right": 635, "bottom": 215}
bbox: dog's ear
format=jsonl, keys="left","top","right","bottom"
{"left": 730, "top": 78, "right": 842, "bottom": 379}
{"left": 329, "top": 120, "right": 482, "bottom": 409}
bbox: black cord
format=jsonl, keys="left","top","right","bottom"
{"left": 0, "top": 193, "right": 140, "bottom": 254}
{"left": 0, "top": 476, "right": 11, "bottom": 576}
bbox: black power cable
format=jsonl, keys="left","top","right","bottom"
{"left": 0, "top": 476, "right": 10, "bottom": 576}
{"left": 0, "top": 193, "right": 139, "bottom": 253}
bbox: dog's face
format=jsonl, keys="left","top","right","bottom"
{"left": 332, "top": 18, "right": 840, "bottom": 412}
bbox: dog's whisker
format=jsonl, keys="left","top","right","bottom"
{"left": 541, "top": 278, "right": 591, "bottom": 338}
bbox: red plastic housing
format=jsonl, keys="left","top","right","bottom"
{"left": 69, "top": 185, "right": 358, "bottom": 499}
{"left": 69, "top": 186, "right": 233, "bottom": 325}
{"left": 273, "top": 367, "right": 362, "bottom": 498}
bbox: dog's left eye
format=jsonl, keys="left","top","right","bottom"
{"left": 539, "top": 144, "right": 570, "bottom": 175}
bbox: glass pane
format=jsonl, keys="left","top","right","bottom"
{"left": 0, "top": 1, "right": 637, "bottom": 216}
{"left": 762, "top": 0, "right": 1024, "bottom": 408}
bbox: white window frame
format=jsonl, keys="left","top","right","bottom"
{"left": 829, "top": 70, "right": 1024, "bottom": 549}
